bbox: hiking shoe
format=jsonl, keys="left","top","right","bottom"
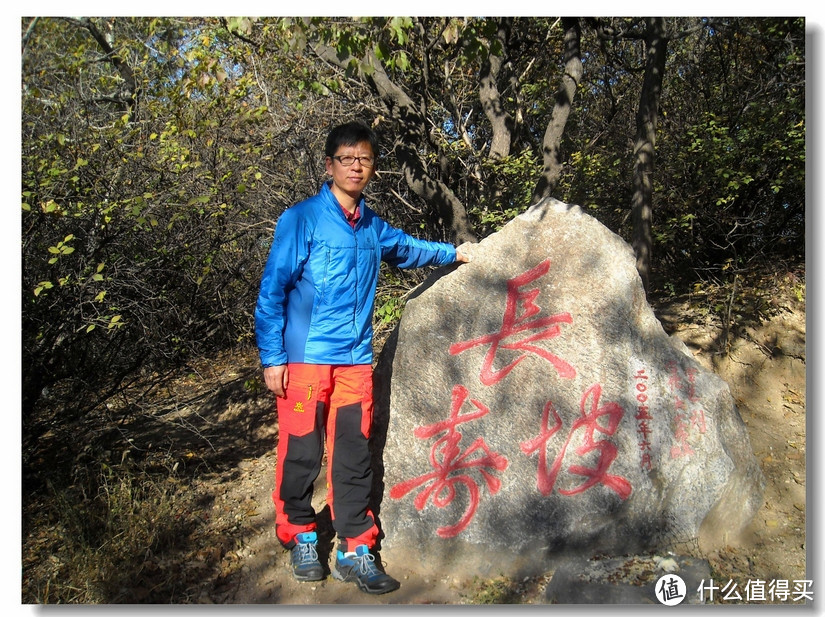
{"left": 331, "top": 545, "right": 400, "bottom": 594}
{"left": 290, "top": 531, "right": 324, "bottom": 581}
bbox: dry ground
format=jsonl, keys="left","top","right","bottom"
{"left": 21, "top": 274, "right": 808, "bottom": 606}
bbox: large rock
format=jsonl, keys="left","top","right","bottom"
{"left": 372, "top": 198, "right": 764, "bottom": 579}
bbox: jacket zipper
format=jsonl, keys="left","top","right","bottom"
{"left": 351, "top": 220, "right": 359, "bottom": 364}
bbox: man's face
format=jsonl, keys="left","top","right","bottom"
{"left": 325, "top": 141, "right": 376, "bottom": 200}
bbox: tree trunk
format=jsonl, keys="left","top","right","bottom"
{"left": 532, "top": 17, "right": 582, "bottom": 203}
{"left": 478, "top": 18, "right": 514, "bottom": 160}
{"left": 75, "top": 17, "right": 140, "bottom": 120}
{"left": 631, "top": 17, "right": 668, "bottom": 294}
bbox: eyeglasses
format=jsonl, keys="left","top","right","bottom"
{"left": 331, "top": 155, "right": 375, "bottom": 168}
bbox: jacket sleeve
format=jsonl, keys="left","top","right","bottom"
{"left": 254, "top": 207, "right": 309, "bottom": 367}
{"left": 376, "top": 218, "right": 457, "bottom": 269}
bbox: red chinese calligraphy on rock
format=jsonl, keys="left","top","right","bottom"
{"left": 520, "top": 384, "right": 632, "bottom": 500}
{"left": 449, "top": 259, "right": 576, "bottom": 386}
{"left": 634, "top": 368, "right": 654, "bottom": 471}
{"left": 670, "top": 408, "right": 707, "bottom": 458}
{"left": 389, "top": 384, "right": 509, "bottom": 538}
{"left": 519, "top": 399, "right": 564, "bottom": 495}
{"left": 666, "top": 361, "right": 709, "bottom": 459}
{"left": 671, "top": 413, "right": 695, "bottom": 458}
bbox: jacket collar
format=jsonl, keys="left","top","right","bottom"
{"left": 322, "top": 180, "right": 367, "bottom": 221}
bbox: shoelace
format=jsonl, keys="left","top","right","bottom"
{"left": 351, "top": 552, "right": 381, "bottom": 577}
{"left": 294, "top": 542, "right": 319, "bottom": 565}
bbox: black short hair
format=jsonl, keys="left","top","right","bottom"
{"left": 325, "top": 121, "right": 379, "bottom": 159}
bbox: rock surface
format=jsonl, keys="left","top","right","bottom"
{"left": 373, "top": 198, "right": 765, "bottom": 579}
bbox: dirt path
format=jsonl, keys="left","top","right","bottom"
{"left": 209, "top": 452, "right": 472, "bottom": 604}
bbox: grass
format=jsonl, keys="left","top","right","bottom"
{"left": 468, "top": 576, "right": 519, "bottom": 603}
{"left": 463, "top": 574, "right": 549, "bottom": 604}
{"left": 23, "top": 460, "right": 195, "bottom": 603}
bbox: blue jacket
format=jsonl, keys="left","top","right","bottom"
{"left": 255, "top": 181, "right": 457, "bottom": 367}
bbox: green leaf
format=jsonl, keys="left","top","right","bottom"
{"left": 34, "top": 281, "right": 53, "bottom": 296}
{"left": 395, "top": 51, "right": 410, "bottom": 71}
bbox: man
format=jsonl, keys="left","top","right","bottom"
{"left": 255, "top": 121, "right": 469, "bottom": 594}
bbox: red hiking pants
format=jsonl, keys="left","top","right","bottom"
{"left": 273, "top": 363, "right": 379, "bottom": 552}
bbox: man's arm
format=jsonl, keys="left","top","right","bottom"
{"left": 255, "top": 207, "right": 308, "bottom": 368}
{"left": 376, "top": 218, "right": 469, "bottom": 269}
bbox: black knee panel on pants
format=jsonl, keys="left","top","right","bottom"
{"left": 331, "top": 402, "right": 373, "bottom": 537}
{"left": 281, "top": 402, "right": 325, "bottom": 525}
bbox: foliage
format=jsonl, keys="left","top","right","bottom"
{"left": 21, "top": 13, "right": 806, "bottom": 432}
{"left": 467, "top": 149, "right": 540, "bottom": 234}
{"left": 21, "top": 17, "right": 309, "bottom": 419}
{"left": 655, "top": 17, "right": 805, "bottom": 282}
{"left": 374, "top": 292, "right": 405, "bottom": 326}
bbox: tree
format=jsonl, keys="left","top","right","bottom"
{"left": 21, "top": 17, "right": 299, "bottom": 418}
{"left": 533, "top": 17, "right": 582, "bottom": 202}
{"left": 660, "top": 17, "right": 805, "bottom": 277}
{"left": 21, "top": 16, "right": 805, "bottom": 422}
{"left": 630, "top": 17, "right": 668, "bottom": 293}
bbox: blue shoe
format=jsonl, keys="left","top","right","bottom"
{"left": 332, "top": 545, "right": 400, "bottom": 594}
{"left": 290, "top": 531, "right": 324, "bottom": 581}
